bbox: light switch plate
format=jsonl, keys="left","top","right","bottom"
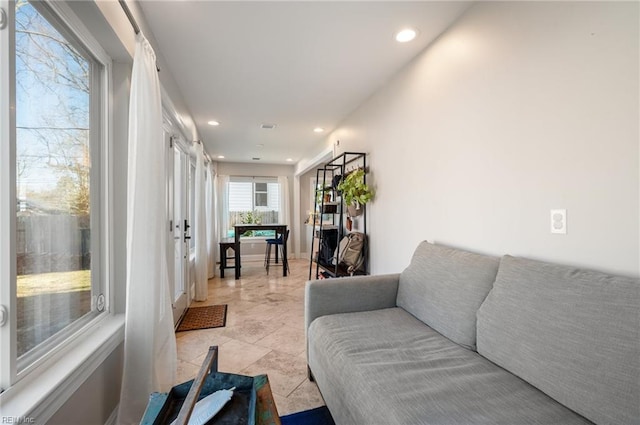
{"left": 550, "top": 209, "right": 567, "bottom": 234}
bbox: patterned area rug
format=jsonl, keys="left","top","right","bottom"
{"left": 176, "top": 304, "right": 227, "bottom": 332}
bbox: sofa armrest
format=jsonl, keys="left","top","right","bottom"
{"left": 305, "top": 273, "right": 400, "bottom": 332}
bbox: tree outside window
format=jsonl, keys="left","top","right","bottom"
{"left": 14, "top": 0, "right": 99, "bottom": 360}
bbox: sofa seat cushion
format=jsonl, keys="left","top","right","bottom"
{"left": 308, "top": 307, "right": 591, "bottom": 425}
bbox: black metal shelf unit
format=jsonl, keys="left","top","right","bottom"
{"left": 308, "top": 152, "right": 368, "bottom": 280}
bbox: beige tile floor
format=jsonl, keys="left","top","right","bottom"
{"left": 175, "top": 257, "right": 325, "bottom": 416}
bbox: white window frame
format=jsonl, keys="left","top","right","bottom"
{"left": 254, "top": 182, "right": 268, "bottom": 208}
{"left": 227, "top": 176, "right": 280, "bottom": 240}
{"left": 0, "top": 1, "right": 121, "bottom": 421}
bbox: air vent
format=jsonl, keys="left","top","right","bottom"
{"left": 252, "top": 157, "right": 261, "bottom": 161}
{"left": 260, "top": 123, "right": 276, "bottom": 130}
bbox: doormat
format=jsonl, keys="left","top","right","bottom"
{"left": 280, "top": 406, "right": 335, "bottom": 425}
{"left": 176, "top": 304, "right": 227, "bottom": 332}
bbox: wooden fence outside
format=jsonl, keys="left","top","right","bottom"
{"left": 16, "top": 215, "right": 90, "bottom": 275}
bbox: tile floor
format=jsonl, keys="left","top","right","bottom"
{"left": 175, "top": 257, "right": 325, "bottom": 416}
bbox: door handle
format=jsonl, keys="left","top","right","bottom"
{"left": 183, "top": 219, "right": 191, "bottom": 242}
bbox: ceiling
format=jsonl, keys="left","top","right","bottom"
{"left": 139, "top": 1, "right": 471, "bottom": 164}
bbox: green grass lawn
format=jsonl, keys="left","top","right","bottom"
{"left": 17, "top": 269, "right": 91, "bottom": 297}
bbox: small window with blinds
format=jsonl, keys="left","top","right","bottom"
{"left": 227, "top": 177, "right": 280, "bottom": 237}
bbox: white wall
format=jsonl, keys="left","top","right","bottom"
{"left": 90, "top": 0, "right": 200, "bottom": 142}
{"left": 112, "top": 62, "right": 131, "bottom": 316}
{"left": 317, "top": 1, "right": 639, "bottom": 277}
{"left": 46, "top": 344, "right": 123, "bottom": 425}
{"left": 217, "top": 162, "right": 294, "bottom": 178}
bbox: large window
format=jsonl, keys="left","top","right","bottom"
{"left": 1, "top": 0, "right": 109, "bottom": 389}
{"left": 226, "top": 177, "right": 280, "bottom": 237}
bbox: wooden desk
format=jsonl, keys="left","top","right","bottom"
{"left": 234, "top": 224, "right": 288, "bottom": 279}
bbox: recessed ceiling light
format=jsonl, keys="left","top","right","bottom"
{"left": 395, "top": 28, "right": 417, "bottom": 43}
{"left": 207, "top": 120, "right": 220, "bottom": 126}
{"left": 260, "top": 123, "right": 276, "bottom": 130}
{"left": 286, "top": 158, "right": 293, "bottom": 162}
{"left": 313, "top": 127, "right": 324, "bottom": 133}
{"left": 217, "top": 155, "right": 225, "bottom": 159}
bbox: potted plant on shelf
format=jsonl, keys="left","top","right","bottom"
{"left": 338, "top": 168, "right": 373, "bottom": 217}
{"left": 315, "top": 185, "right": 333, "bottom": 207}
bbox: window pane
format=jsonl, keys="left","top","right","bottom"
{"left": 267, "top": 182, "right": 280, "bottom": 211}
{"left": 15, "top": 2, "right": 93, "bottom": 358}
{"left": 255, "top": 192, "right": 268, "bottom": 207}
{"left": 228, "top": 182, "right": 252, "bottom": 211}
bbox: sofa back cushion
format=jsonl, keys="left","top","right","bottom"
{"left": 396, "top": 242, "right": 499, "bottom": 350}
{"left": 477, "top": 255, "right": 640, "bottom": 425}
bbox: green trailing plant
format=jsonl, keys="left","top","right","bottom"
{"left": 337, "top": 169, "right": 373, "bottom": 210}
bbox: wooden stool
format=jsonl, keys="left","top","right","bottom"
{"left": 219, "top": 239, "right": 240, "bottom": 278}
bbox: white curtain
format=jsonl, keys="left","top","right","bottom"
{"left": 278, "top": 176, "right": 291, "bottom": 256}
{"left": 194, "top": 143, "right": 207, "bottom": 301}
{"left": 205, "top": 163, "right": 217, "bottom": 278}
{"left": 212, "top": 172, "right": 220, "bottom": 268}
{"left": 217, "top": 175, "right": 230, "bottom": 240}
{"left": 118, "top": 34, "right": 177, "bottom": 425}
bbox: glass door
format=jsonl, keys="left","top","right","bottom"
{"left": 169, "top": 137, "right": 188, "bottom": 325}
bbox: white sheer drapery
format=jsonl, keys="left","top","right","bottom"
{"left": 206, "top": 163, "right": 217, "bottom": 278}
{"left": 213, "top": 172, "right": 221, "bottom": 271}
{"left": 194, "top": 142, "right": 207, "bottom": 301}
{"left": 118, "top": 34, "right": 177, "bottom": 425}
{"left": 217, "top": 175, "right": 230, "bottom": 240}
{"left": 278, "top": 176, "right": 291, "bottom": 256}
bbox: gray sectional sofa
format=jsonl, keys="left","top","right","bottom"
{"left": 305, "top": 242, "right": 639, "bottom": 425}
